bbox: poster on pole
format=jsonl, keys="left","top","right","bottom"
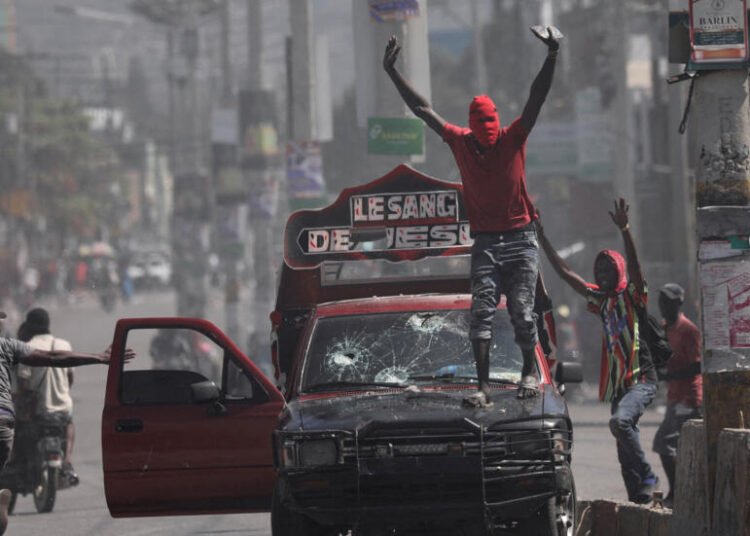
{"left": 689, "top": 0, "right": 748, "bottom": 64}
{"left": 700, "top": 258, "right": 750, "bottom": 348}
{"left": 286, "top": 141, "right": 326, "bottom": 209}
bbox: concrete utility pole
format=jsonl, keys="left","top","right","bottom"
{"left": 246, "top": 0, "right": 262, "bottom": 90}
{"left": 674, "top": 2, "right": 750, "bottom": 532}
{"left": 690, "top": 68, "right": 750, "bottom": 530}
{"left": 608, "top": 1, "right": 638, "bottom": 231}
{"left": 131, "top": 0, "right": 222, "bottom": 319}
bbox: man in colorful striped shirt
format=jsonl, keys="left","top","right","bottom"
{"left": 535, "top": 198, "right": 659, "bottom": 504}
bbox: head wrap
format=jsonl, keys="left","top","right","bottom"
{"left": 593, "top": 250, "right": 628, "bottom": 295}
{"left": 469, "top": 95, "right": 499, "bottom": 147}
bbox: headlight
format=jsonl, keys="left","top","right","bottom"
{"left": 552, "top": 431, "right": 570, "bottom": 462}
{"left": 510, "top": 431, "right": 551, "bottom": 459}
{"left": 280, "top": 440, "right": 297, "bottom": 468}
{"left": 298, "top": 439, "right": 338, "bottom": 467}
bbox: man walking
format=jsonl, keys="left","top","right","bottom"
{"left": 652, "top": 283, "right": 702, "bottom": 508}
{"left": 383, "top": 26, "right": 561, "bottom": 406}
{"left": 535, "top": 199, "right": 660, "bottom": 504}
{"left": 0, "top": 310, "right": 132, "bottom": 534}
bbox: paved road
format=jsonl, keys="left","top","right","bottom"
{"left": 3, "top": 289, "right": 669, "bottom": 535}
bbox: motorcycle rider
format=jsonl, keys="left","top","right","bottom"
{"left": 14, "top": 308, "right": 78, "bottom": 486}
{"left": 0, "top": 309, "right": 132, "bottom": 535}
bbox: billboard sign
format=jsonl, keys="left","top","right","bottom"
{"left": 367, "top": 117, "right": 424, "bottom": 155}
{"left": 690, "top": 0, "right": 748, "bottom": 64}
{"left": 368, "top": 0, "right": 420, "bottom": 22}
{"left": 286, "top": 140, "right": 325, "bottom": 204}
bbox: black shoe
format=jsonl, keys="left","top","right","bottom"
{"left": 61, "top": 463, "right": 80, "bottom": 487}
{"left": 633, "top": 477, "right": 659, "bottom": 504}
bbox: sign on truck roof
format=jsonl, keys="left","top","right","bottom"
{"left": 283, "top": 164, "right": 471, "bottom": 270}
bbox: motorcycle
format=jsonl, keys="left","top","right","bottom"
{"left": 0, "top": 415, "right": 77, "bottom": 514}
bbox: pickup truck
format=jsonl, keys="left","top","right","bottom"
{"left": 101, "top": 165, "right": 582, "bottom": 536}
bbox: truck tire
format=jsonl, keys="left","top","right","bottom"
{"left": 519, "top": 479, "right": 577, "bottom": 536}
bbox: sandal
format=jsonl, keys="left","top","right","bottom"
{"left": 517, "top": 375, "right": 540, "bottom": 399}
{"left": 462, "top": 390, "right": 494, "bottom": 408}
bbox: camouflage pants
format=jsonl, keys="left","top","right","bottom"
{"left": 469, "top": 228, "right": 539, "bottom": 349}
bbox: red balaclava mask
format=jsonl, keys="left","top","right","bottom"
{"left": 593, "top": 250, "right": 628, "bottom": 295}
{"left": 469, "top": 95, "right": 500, "bottom": 147}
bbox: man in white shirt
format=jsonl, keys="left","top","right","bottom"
{"left": 15, "top": 308, "right": 77, "bottom": 485}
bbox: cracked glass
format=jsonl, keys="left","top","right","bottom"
{"left": 301, "top": 308, "right": 526, "bottom": 391}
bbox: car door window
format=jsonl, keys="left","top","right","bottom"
{"left": 120, "top": 327, "right": 266, "bottom": 405}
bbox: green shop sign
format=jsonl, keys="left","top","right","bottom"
{"left": 367, "top": 117, "right": 424, "bottom": 155}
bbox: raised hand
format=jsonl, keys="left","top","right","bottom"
{"left": 608, "top": 198, "right": 630, "bottom": 230}
{"left": 383, "top": 35, "right": 402, "bottom": 72}
{"left": 530, "top": 25, "right": 561, "bottom": 51}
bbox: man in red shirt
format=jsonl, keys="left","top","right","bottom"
{"left": 652, "top": 283, "right": 702, "bottom": 508}
{"left": 383, "top": 26, "right": 560, "bottom": 406}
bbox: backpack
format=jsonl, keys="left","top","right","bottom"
{"left": 640, "top": 311, "right": 673, "bottom": 369}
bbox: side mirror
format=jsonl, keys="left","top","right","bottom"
{"left": 190, "top": 380, "right": 221, "bottom": 404}
{"left": 555, "top": 361, "right": 583, "bottom": 385}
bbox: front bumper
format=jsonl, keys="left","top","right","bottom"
{"left": 276, "top": 425, "right": 573, "bottom": 527}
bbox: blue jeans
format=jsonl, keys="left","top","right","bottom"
{"left": 469, "top": 229, "right": 539, "bottom": 349}
{"left": 609, "top": 382, "right": 658, "bottom": 501}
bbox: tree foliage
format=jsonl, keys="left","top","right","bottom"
{"left": 0, "top": 50, "right": 122, "bottom": 238}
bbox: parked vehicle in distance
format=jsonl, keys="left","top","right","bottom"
{"left": 127, "top": 251, "right": 172, "bottom": 289}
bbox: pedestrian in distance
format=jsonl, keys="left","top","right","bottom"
{"left": 0, "top": 310, "right": 134, "bottom": 535}
{"left": 383, "top": 25, "right": 562, "bottom": 407}
{"left": 535, "top": 199, "right": 660, "bottom": 504}
{"left": 15, "top": 307, "right": 80, "bottom": 486}
{"left": 652, "top": 283, "right": 702, "bottom": 509}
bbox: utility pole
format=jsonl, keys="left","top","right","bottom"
{"left": 131, "top": 0, "right": 222, "bottom": 318}
{"left": 690, "top": 67, "right": 750, "bottom": 529}
{"left": 216, "top": 0, "right": 241, "bottom": 343}
{"left": 609, "top": 1, "right": 638, "bottom": 231}
{"left": 675, "top": 1, "right": 750, "bottom": 532}
{"left": 246, "top": 0, "right": 262, "bottom": 90}
{"left": 470, "top": 0, "right": 487, "bottom": 96}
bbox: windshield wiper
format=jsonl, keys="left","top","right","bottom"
{"left": 303, "top": 381, "right": 407, "bottom": 393}
{"left": 408, "top": 374, "right": 519, "bottom": 385}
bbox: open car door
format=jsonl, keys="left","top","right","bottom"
{"left": 102, "top": 317, "right": 284, "bottom": 517}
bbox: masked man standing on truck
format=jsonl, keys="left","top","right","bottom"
{"left": 383, "top": 26, "right": 561, "bottom": 407}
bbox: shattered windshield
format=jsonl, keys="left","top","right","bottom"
{"left": 301, "top": 308, "right": 527, "bottom": 391}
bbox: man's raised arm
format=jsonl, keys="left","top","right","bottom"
{"left": 383, "top": 35, "right": 446, "bottom": 136}
{"left": 535, "top": 217, "right": 588, "bottom": 297}
{"left": 520, "top": 26, "right": 561, "bottom": 133}
{"left": 609, "top": 198, "right": 646, "bottom": 296}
